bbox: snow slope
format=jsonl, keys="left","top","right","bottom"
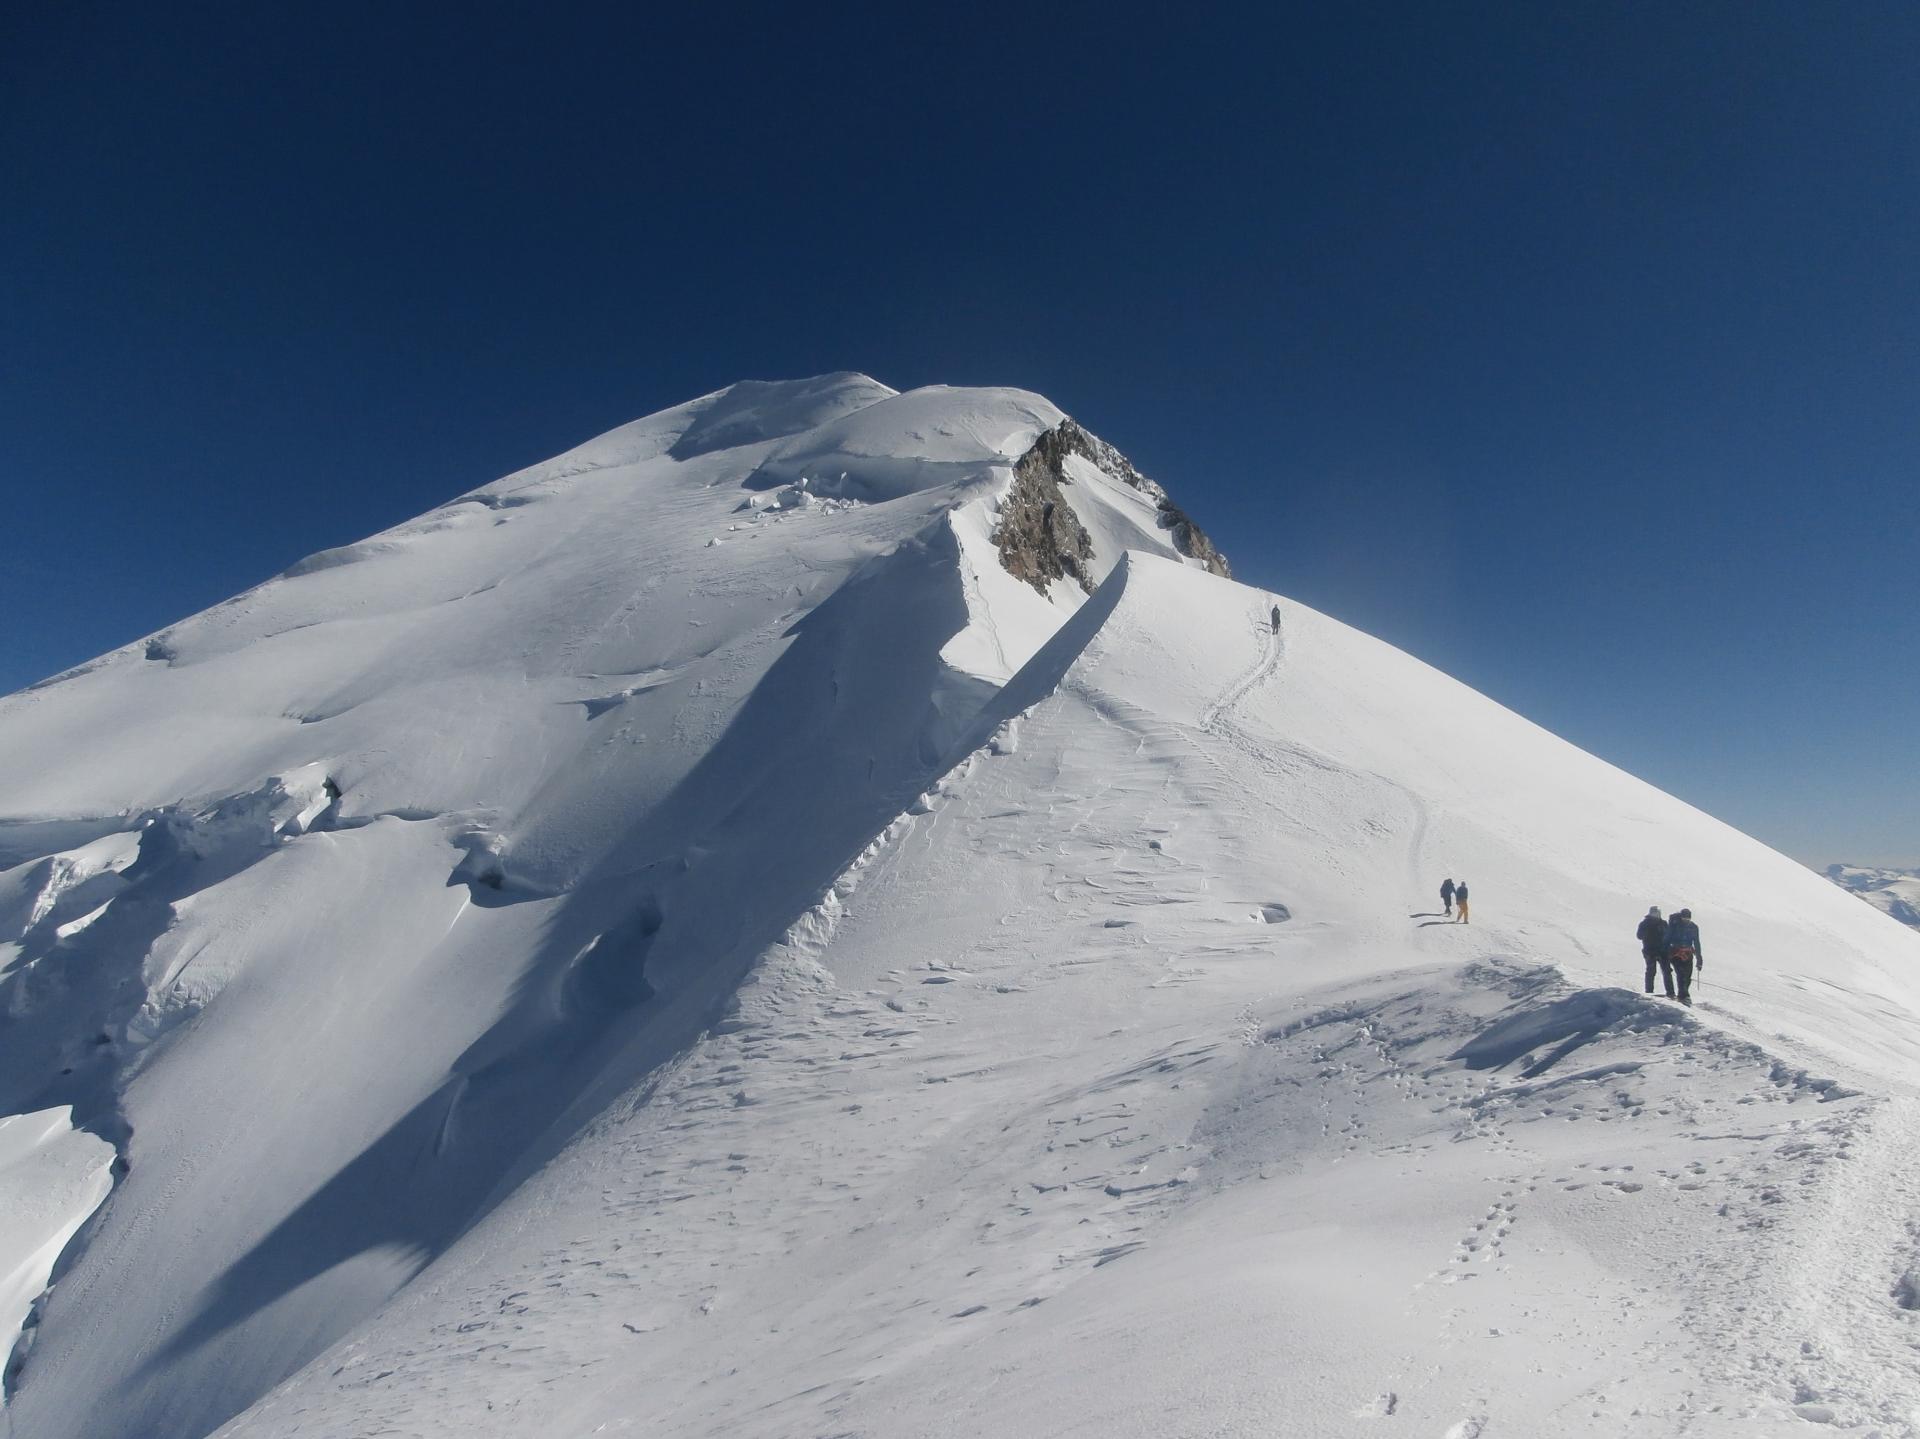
{"left": 0, "top": 1108, "right": 113, "bottom": 1389}
{"left": 218, "top": 555, "right": 1920, "bottom": 1439}
{"left": 1828, "top": 865, "right": 1920, "bottom": 930}
{"left": 0, "top": 375, "right": 1224, "bottom": 1438}
{"left": 3, "top": 377, "right": 1919, "bottom": 1438}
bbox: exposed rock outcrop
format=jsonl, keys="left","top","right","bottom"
{"left": 992, "top": 421, "right": 1230, "bottom": 596}
{"left": 993, "top": 437, "right": 1097, "bottom": 594}
{"left": 1155, "top": 497, "right": 1230, "bottom": 577}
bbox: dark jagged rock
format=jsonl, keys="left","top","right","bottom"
{"left": 993, "top": 421, "right": 1230, "bottom": 595}
{"left": 1154, "top": 497, "right": 1230, "bottom": 578}
{"left": 994, "top": 436, "right": 1097, "bottom": 594}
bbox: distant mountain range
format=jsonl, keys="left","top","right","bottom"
{"left": 1825, "top": 864, "right": 1920, "bottom": 929}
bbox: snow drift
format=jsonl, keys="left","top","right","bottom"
{"left": 1, "top": 376, "right": 1916, "bottom": 1439}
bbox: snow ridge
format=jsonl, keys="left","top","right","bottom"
{"left": 0, "top": 378, "right": 1917, "bottom": 1438}
{"left": 0, "top": 377, "right": 1226, "bottom": 1436}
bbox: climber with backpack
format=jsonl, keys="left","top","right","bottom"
{"left": 1637, "top": 905, "right": 1673, "bottom": 997}
{"left": 1665, "top": 908, "right": 1703, "bottom": 1006}
{"left": 1440, "top": 877, "right": 1456, "bottom": 917}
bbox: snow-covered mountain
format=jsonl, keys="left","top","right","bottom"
{"left": 2, "top": 375, "right": 1917, "bottom": 1439}
{"left": 1827, "top": 864, "right": 1920, "bottom": 930}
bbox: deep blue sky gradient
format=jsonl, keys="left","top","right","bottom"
{"left": 3, "top": 2, "right": 1916, "bottom": 865}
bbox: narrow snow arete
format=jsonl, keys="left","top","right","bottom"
{"left": 1, "top": 375, "right": 1917, "bottom": 1438}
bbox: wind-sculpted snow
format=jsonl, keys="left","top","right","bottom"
{"left": 0, "top": 1108, "right": 113, "bottom": 1397}
{"left": 749, "top": 384, "right": 1066, "bottom": 501}
{"left": 0, "top": 376, "right": 1234, "bottom": 1436}
{"left": 205, "top": 554, "right": 1920, "bottom": 1439}
{"left": 667, "top": 371, "right": 897, "bottom": 460}
{"left": 2, "top": 380, "right": 1917, "bottom": 1437}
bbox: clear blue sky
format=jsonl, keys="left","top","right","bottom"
{"left": 3, "top": 3, "right": 1915, "bottom": 867}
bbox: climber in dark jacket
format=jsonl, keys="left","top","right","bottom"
{"left": 1454, "top": 881, "right": 1470, "bottom": 924}
{"left": 1636, "top": 906, "right": 1672, "bottom": 997}
{"left": 1665, "top": 909, "right": 1703, "bottom": 1006}
{"left": 1440, "top": 878, "right": 1456, "bottom": 916}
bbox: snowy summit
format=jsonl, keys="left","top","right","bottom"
{"left": 1, "top": 375, "right": 1917, "bottom": 1438}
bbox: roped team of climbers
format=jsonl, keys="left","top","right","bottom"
{"left": 1636, "top": 904, "right": 1703, "bottom": 1006}
{"left": 1432, "top": 881, "right": 1705, "bottom": 1008}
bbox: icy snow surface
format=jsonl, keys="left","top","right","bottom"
{"left": 1, "top": 376, "right": 1918, "bottom": 1438}
{"left": 0, "top": 1108, "right": 113, "bottom": 1388}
